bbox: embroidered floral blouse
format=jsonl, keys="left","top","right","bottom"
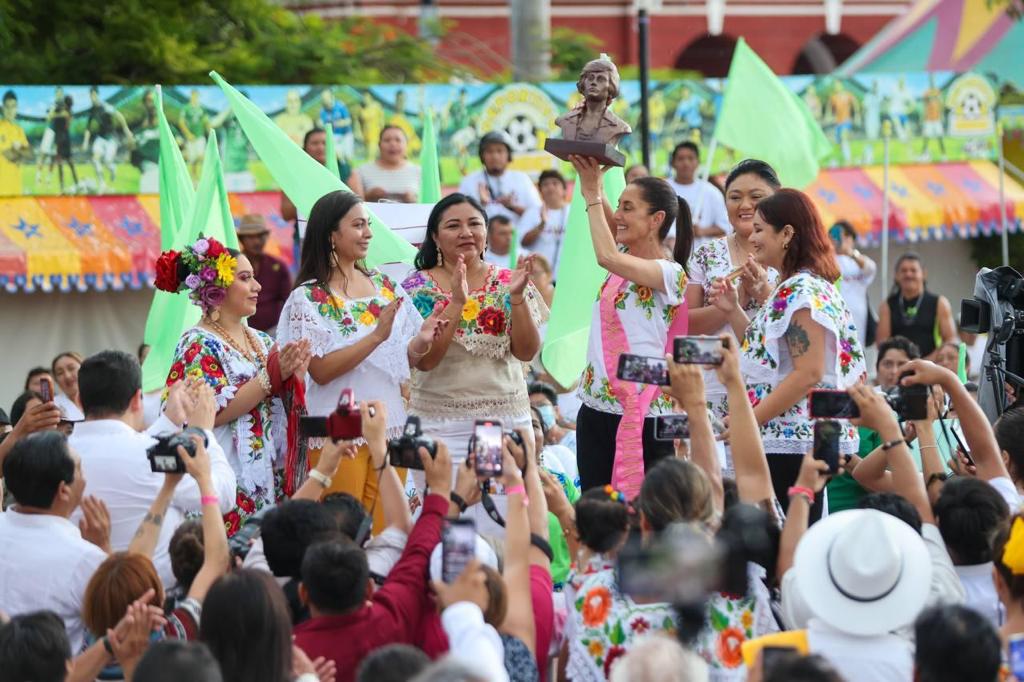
{"left": 400, "top": 265, "right": 548, "bottom": 422}
{"left": 579, "top": 260, "right": 688, "bottom": 417}
{"left": 688, "top": 238, "right": 779, "bottom": 419}
{"left": 277, "top": 271, "right": 421, "bottom": 440}
{"left": 565, "top": 555, "right": 678, "bottom": 681}
{"left": 165, "top": 326, "right": 285, "bottom": 535}
{"left": 741, "top": 271, "right": 867, "bottom": 455}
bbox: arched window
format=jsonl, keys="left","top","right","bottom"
{"left": 792, "top": 33, "right": 861, "bottom": 74}
{"left": 674, "top": 34, "right": 738, "bottom": 78}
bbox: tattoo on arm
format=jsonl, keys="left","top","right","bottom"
{"left": 133, "top": 512, "right": 165, "bottom": 539}
{"left": 784, "top": 321, "right": 811, "bottom": 358}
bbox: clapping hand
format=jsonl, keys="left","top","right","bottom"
{"left": 371, "top": 299, "right": 403, "bottom": 344}
{"left": 450, "top": 255, "right": 469, "bottom": 307}
{"left": 279, "top": 338, "right": 312, "bottom": 380}
{"left": 708, "top": 276, "right": 740, "bottom": 315}
{"left": 184, "top": 380, "right": 216, "bottom": 431}
{"left": 739, "top": 256, "right": 771, "bottom": 305}
{"left": 79, "top": 496, "right": 112, "bottom": 553}
{"left": 509, "top": 255, "right": 535, "bottom": 298}
{"left": 163, "top": 379, "right": 196, "bottom": 428}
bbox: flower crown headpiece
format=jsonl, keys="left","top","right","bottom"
{"left": 154, "top": 236, "right": 237, "bottom": 313}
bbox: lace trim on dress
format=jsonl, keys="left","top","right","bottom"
{"left": 408, "top": 391, "right": 531, "bottom": 420}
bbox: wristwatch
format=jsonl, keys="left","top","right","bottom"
{"left": 450, "top": 491, "right": 468, "bottom": 514}
{"left": 308, "top": 469, "right": 332, "bottom": 488}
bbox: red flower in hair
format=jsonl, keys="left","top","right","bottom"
{"left": 154, "top": 250, "right": 181, "bottom": 292}
{"left": 205, "top": 238, "right": 226, "bottom": 259}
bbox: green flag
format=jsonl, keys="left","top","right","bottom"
{"left": 155, "top": 85, "right": 194, "bottom": 251}
{"left": 142, "top": 133, "right": 235, "bottom": 392}
{"left": 713, "top": 38, "right": 830, "bottom": 188}
{"left": 540, "top": 168, "right": 626, "bottom": 387}
{"left": 419, "top": 108, "right": 441, "bottom": 204}
{"left": 209, "top": 71, "right": 415, "bottom": 267}
{"left": 324, "top": 123, "right": 341, "bottom": 181}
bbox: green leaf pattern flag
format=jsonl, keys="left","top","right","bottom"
{"left": 713, "top": 37, "right": 831, "bottom": 188}
{"left": 209, "top": 71, "right": 415, "bottom": 267}
{"left": 419, "top": 108, "right": 441, "bottom": 204}
{"left": 541, "top": 167, "right": 626, "bottom": 388}
{"left": 142, "top": 132, "right": 235, "bottom": 391}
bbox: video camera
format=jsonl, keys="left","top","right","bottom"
{"left": 961, "top": 266, "right": 1024, "bottom": 420}
{"left": 147, "top": 426, "right": 208, "bottom": 474}
{"left": 387, "top": 416, "right": 437, "bottom": 470}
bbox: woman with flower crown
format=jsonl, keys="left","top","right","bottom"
{"left": 401, "top": 192, "right": 547, "bottom": 534}
{"left": 156, "top": 235, "right": 312, "bottom": 534}
{"left": 277, "top": 190, "right": 447, "bottom": 531}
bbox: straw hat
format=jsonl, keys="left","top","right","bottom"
{"left": 237, "top": 214, "right": 269, "bottom": 236}
{"left": 791, "top": 509, "right": 931, "bottom": 636}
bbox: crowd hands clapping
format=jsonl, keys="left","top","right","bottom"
{"left": 1, "top": 144, "right": 1020, "bottom": 682}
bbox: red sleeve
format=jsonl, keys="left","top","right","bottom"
{"left": 367, "top": 493, "right": 447, "bottom": 642}
{"left": 530, "top": 564, "right": 555, "bottom": 682}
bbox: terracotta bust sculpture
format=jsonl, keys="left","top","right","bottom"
{"left": 545, "top": 54, "right": 631, "bottom": 166}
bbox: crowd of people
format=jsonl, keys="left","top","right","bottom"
{"left": 0, "top": 127, "right": 1015, "bottom": 682}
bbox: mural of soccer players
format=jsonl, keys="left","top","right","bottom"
{"left": 0, "top": 90, "right": 31, "bottom": 196}
{"left": 319, "top": 89, "right": 354, "bottom": 164}
{"left": 887, "top": 76, "right": 914, "bottom": 141}
{"left": 274, "top": 88, "right": 314, "bottom": 147}
{"left": 131, "top": 89, "right": 160, "bottom": 193}
{"left": 178, "top": 89, "right": 209, "bottom": 181}
{"left": 447, "top": 88, "right": 475, "bottom": 175}
{"left": 803, "top": 85, "right": 823, "bottom": 124}
{"left": 388, "top": 89, "right": 421, "bottom": 156}
{"left": 670, "top": 86, "right": 703, "bottom": 144}
{"left": 919, "top": 74, "right": 946, "bottom": 160}
{"left": 82, "top": 87, "right": 134, "bottom": 192}
{"left": 357, "top": 90, "right": 385, "bottom": 159}
{"left": 862, "top": 80, "right": 882, "bottom": 163}
{"left": 34, "top": 86, "right": 63, "bottom": 188}
{"left": 826, "top": 81, "right": 859, "bottom": 165}
{"left": 211, "top": 99, "right": 256, "bottom": 192}
{"left": 52, "top": 95, "right": 78, "bottom": 194}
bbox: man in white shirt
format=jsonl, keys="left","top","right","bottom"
{"left": 519, "top": 169, "right": 570, "bottom": 275}
{"left": 483, "top": 215, "right": 524, "bottom": 269}
{"left": 831, "top": 220, "right": 877, "bottom": 348}
{"left": 458, "top": 131, "right": 541, "bottom": 228}
{"left": 665, "top": 141, "right": 730, "bottom": 251}
{"left": 69, "top": 350, "right": 236, "bottom": 588}
{"left": 0, "top": 430, "right": 108, "bottom": 652}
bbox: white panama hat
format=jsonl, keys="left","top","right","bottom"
{"left": 792, "top": 509, "right": 932, "bottom": 637}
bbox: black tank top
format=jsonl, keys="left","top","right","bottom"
{"left": 887, "top": 290, "right": 939, "bottom": 356}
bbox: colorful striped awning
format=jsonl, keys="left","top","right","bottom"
{"left": 0, "top": 192, "right": 294, "bottom": 293}
{"left": 807, "top": 160, "right": 1024, "bottom": 245}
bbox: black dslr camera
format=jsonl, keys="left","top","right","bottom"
{"left": 882, "top": 370, "right": 930, "bottom": 422}
{"left": 147, "top": 427, "right": 208, "bottom": 474}
{"left": 387, "top": 416, "right": 437, "bottom": 470}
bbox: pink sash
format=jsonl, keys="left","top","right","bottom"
{"left": 599, "top": 273, "right": 688, "bottom": 499}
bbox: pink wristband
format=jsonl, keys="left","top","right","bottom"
{"left": 505, "top": 484, "right": 528, "bottom": 506}
{"left": 201, "top": 495, "right": 219, "bottom": 506}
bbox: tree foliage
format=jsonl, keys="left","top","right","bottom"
{"left": 548, "top": 27, "right": 604, "bottom": 81}
{"left": 0, "top": 0, "right": 461, "bottom": 84}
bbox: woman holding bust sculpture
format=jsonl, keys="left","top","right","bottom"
{"left": 553, "top": 55, "right": 632, "bottom": 147}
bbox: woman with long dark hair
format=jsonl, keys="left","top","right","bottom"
{"left": 278, "top": 190, "right": 445, "bottom": 529}
{"left": 875, "top": 252, "right": 956, "bottom": 359}
{"left": 400, "top": 192, "right": 547, "bottom": 533}
{"left": 569, "top": 156, "right": 693, "bottom": 495}
{"left": 710, "top": 189, "right": 866, "bottom": 520}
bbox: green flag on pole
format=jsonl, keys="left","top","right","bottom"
{"left": 209, "top": 71, "right": 415, "bottom": 267}
{"left": 540, "top": 168, "right": 627, "bottom": 387}
{"left": 155, "top": 85, "right": 194, "bottom": 251}
{"left": 141, "top": 132, "right": 235, "bottom": 392}
{"left": 324, "top": 123, "right": 342, "bottom": 181}
{"left": 419, "top": 108, "right": 441, "bottom": 204}
{"left": 713, "top": 38, "right": 830, "bottom": 188}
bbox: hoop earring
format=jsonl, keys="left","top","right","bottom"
{"left": 331, "top": 249, "right": 342, "bottom": 271}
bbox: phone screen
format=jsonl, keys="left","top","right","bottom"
{"left": 808, "top": 389, "right": 860, "bottom": 419}
{"left": 654, "top": 414, "right": 690, "bottom": 441}
{"left": 813, "top": 420, "right": 842, "bottom": 474}
{"left": 473, "top": 421, "right": 504, "bottom": 479}
{"left": 39, "top": 377, "right": 53, "bottom": 403}
{"left": 442, "top": 519, "right": 477, "bottom": 583}
{"left": 616, "top": 354, "right": 669, "bottom": 386}
{"left": 673, "top": 336, "right": 724, "bottom": 365}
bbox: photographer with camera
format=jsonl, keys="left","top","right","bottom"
{"left": 69, "top": 351, "right": 235, "bottom": 588}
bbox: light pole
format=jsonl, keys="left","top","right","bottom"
{"left": 635, "top": 0, "right": 660, "bottom": 169}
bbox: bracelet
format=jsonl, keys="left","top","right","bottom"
{"left": 200, "top": 495, "right": 219, "bottom": 506}
{"left": 881, "top": 438, "right": 908, "bottom": 451}
{"left": 787, "top": 486, "right": 815, "bottom": 504}
{"left": 505, "top": 483, "right": 529, "bottom": 506}
{"left": 510, "top": 296, "right": 525, "bottom": 306}
{"left": 256, "top": 368, "right": 272, "bottom": 395}
{"left": 450, "top": 491, "right": 469, "bottom": 514}
{"left": 409, "top": 341, "right": 432, "bottom": 359}
{"left": 920, "top": 444, "right": 939, "bottom": 451}
{"left": 586, "top": 200, "right": 603, "bottom": 209}
{"left": 308, "top": 469, "right": 332, "bottom": 488}
{"left": 102, "top": 635, "right": 114, "bottom": 656}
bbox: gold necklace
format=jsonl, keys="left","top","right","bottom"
{"left": 206, "top": 319, "right": 265, "bottom": 366}
{"left": 731, "top": 233, "right": 750, "bottom": 263}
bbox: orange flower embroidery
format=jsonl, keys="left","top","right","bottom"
{"left": 581, "top": 586, "right": 613, "bottom": 627}
{"left": 716, "top": 627, "right": 745, "bottom": 669}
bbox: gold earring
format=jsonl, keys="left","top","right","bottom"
{"left": 438, "top": 249, "right": 444, "bottom": 266}
{"left": 210, "top": 308, "right": 221, "bottom": 322}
